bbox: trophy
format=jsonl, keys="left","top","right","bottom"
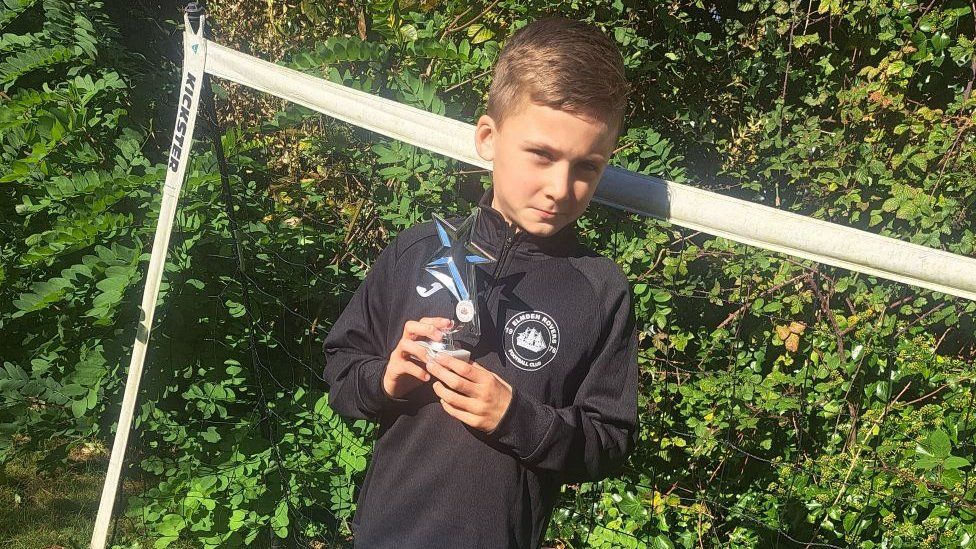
{"left": 417, "top": 209, "right": 496, "bottom": 363}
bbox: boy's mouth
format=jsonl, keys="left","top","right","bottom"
{"left": 532, "top": 207, "right": 558, "bottom": 219}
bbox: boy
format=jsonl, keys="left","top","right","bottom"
{"left": 323, "top": 16, "right": 637, "bottom": 548}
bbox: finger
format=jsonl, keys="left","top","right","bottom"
{"left": 395, "top": 344, "right": 426, "bottom": 367}
{"left": 488, "top": 370, "right": 512, "bottom": 391}
{"left": 402, "top": 320, "right": 443, "bottom": 342}
{"left": 418, "top": 317, "right": 454, "bottom": 330}
{"left": 399, "top": 339, "right": 437, "bottom": 363}
{"left": 432, "top": 381, "right": 479, "bottom": 412}
{"left": 439, "top": 398, "right": 485, "bottom": 430}
{"left": 426, "top": 359, "right": 477, "bottom": 396}
{"left": 390, "top": 358, "right": 431, "bottom": 382}
{"left": 431, "top": 352, "right": 482, "bottom": 382}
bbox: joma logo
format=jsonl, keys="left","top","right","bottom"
{"left": 416, "top": 281, "right": 444, "bottom": 297}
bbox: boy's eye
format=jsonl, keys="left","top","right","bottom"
{"left": 527, "top": 149, "right": 599, "bottom": 172}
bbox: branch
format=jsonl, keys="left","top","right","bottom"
{"left": 807, "top": 273, "right": 846, "bottom": 357}
{"left": 444, "top": 0, "right": 502, "bottom": 36}
{"left": 716, "top": 273, "right": 810, "bottom": 330}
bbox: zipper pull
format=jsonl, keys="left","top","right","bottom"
{"left": 506, "top": 222, "right": 519, "bottom": 246}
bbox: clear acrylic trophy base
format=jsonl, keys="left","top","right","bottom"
{"left": 418, "top": 339, "right": 471, "bottom": 363}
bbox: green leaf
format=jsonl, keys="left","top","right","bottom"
{"left": 70, "top": 397, "right": 88, "bottom": 418}
{"left": 228, "top": 509, "right": 248, "bottom": 531}
{"left": 201, "top": 427, "right": 221, "bottom": 443}
{"left": 157, "top": 513, "right": 185, "bottom": 536}
{"left": 886, "top": 60, "right": 906, "bottom": 76}
{"left": 944, "top": 456, "right": 970, "bottom": 470}
{"left": 652, "top": 534, "right": 675, "bottom": 549}
{"left": 272, "top": 500, "right": 290, "bottom": 538}
{"left": 915, "top": 455, "right": 941, "bottom": 470}
{"left": 398, "top": 24, "right": 417, "bottom": 42}
{"left": 618, "top": 491, "right": 647, "bottom": 519}
{"left": 153, "top": 537, "right": 177, "bottom": 549}
{"left": 467, "top": 23, "right": 494, "bottom": 44}
{"left": 923, "top": 430, "right": 952, "bottom": 459}
{"left": 931, "top": 32, "right": 951, "bottom": 51}
{"left": 792, "top": 33, "right": 820, "bottom": 49}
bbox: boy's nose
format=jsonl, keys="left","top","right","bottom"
{"left": 543, "top": 164, "right": 574, "bottom": 205}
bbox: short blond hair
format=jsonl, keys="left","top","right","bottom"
{"left": 487, "top": 17, "right": 630, "bottom": 138}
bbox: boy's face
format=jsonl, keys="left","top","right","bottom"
{"left": 474, "top": 101, "right": 617, "bottom": 237}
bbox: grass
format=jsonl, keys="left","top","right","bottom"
{"left": 0, "top": 439, "right": 347, "bottom": 548}
{"left": 0, "top": 439, "right": 181, "bottom": 549}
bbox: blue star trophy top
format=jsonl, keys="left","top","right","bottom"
{"left": 418, "top": 209, "right": 496, "bottom": 363}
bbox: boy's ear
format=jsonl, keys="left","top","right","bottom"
{"left": 474, "top": 114, "right": 497, "bottom": 162}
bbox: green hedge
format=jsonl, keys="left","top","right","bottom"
{"left": 1, "top": 0, "right": 974, "bottom": 547}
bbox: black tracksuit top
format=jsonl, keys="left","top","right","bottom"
{"left": 322, "top": 187, "right": 639, "bottom": 548}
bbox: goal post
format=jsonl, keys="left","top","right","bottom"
{"left": 91, "top": 4, "right": 976, "bottom": 548}
{"left": 90, "top": 9, "right": 208, "bottom": 549}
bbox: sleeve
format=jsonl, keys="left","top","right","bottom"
{"left": 322, "top": 237, "right": 408, "bottom": 422}
{"left": 484, "top": 281, "right": 639, "bottom": 483}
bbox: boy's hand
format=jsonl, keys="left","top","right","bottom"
{"left": 426, "top": 352, "right": 513, "bottom": 433}
{"left": 383, "top": 317, "right": 454, "bottom": 400}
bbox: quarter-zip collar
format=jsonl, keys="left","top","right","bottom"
{"left": 472, "top": 186, "right": 580, "bottom": 261}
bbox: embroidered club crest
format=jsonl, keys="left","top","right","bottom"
{"left": 504, "top": 310, "right": 559, "bottom": 371}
